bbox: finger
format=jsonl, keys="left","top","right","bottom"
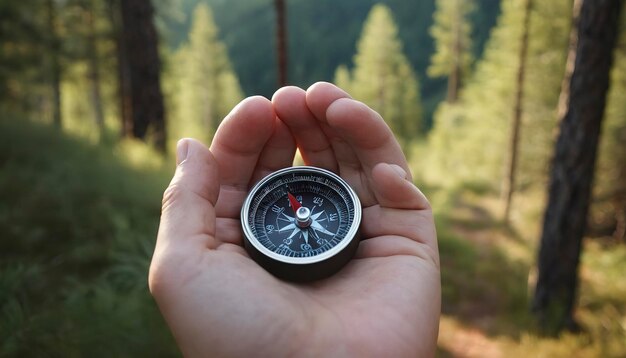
{"left": 157, "top": 139, "right": 220, "bottom": 254}
{"left": 210, "top": 96, "right": 275, "bottom": 218}
{"left": 216, "top": 119, "right": 296, "bottom": 247}
{"left": 326, "top": 98, "right": 411, "bottom": 179}
{"left": 370, "top": 163, "right": 429, "bottom": 209}
{"left": 249, "top": 116, "right": 297, "bottom": 185}
{"left": 361, "top": 205, "right": 434, "bottom": 241}
{"left": 272, "top": 86, "right": 338, "bottom": 172}
{"left": 361, "top": 162, "right": 438, "bottom": 258}
{"left": 355, "top": 235, "right": 439, "bottom": 268}
{"left": 305, "top": 82, "right": 361, "bottom": 172}
{"left": 215, "top": 217, "right": 241, "bottom": 245}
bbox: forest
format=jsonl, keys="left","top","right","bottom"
{"left": 1, "top": 0, "right": 625, "bottom": 356}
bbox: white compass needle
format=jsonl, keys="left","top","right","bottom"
{"left": 278, "top": 223, "right": 296, "bottom": 232}
{"left": 311, "top": 211, "right": 325, "bottom": 221}
{"left": 280, "top": 212, "right": 295, "bottom": 222}
{"left": 285, "top": 227, "right": 300, "bottom": 241}
{"left": 311, "top": 220, "right": 334, "bottom": 236}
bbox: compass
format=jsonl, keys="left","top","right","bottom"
{"left": 241, "top": 166, "right": 362, "bottom": 282}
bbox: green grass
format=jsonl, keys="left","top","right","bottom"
{"left": 1, "top": 117, "right": 624, "bottom": 357}
{"left": 432, "top": 182, "right": 626, "bottom": 357}
{"left": 0, "top": 118, "right": 179, "bottom": 357}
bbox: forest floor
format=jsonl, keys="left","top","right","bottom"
{"left": 1, "top": 119, "right": 625, "bottom": 357}
{"left": 430, "top": 184, "right": 626, "bottom": 357}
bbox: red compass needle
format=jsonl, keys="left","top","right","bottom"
{"left": 287, "top": 192, "right": 302, "bottom": 212}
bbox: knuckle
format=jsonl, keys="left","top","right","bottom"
{"left": 161, "top": 183, "right": 186, "bottom": 210}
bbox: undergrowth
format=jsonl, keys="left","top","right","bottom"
{"left": 0, "top": 118, "right": 178, "bottom": 356}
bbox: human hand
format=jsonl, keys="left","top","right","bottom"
{"left": 149, "top": 82, "right": 440, "bottom": 357}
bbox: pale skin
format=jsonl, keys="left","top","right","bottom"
{"left": 149, "top": 82, "right": 440, "bottom": 357}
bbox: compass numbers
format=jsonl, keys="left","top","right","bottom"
{"left": 316, "top": 238, "right": 328, "bottom": 246}
{"left": 313, "top": 196, "right": 324, "bottom": 206}
{"left": 265, "top": 224, "right": 275, "bottom": 234}
{"left": 271, "top": 205, "right": 284, "bottom": 214}
{"left": 329, "top": 213, "right": 338, "bottom": 222}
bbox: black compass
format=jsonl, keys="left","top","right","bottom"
{"left": 241, "top": 166, "right": 362, "bottom": 282}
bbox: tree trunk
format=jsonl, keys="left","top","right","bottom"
{"left": 447, "top": 2, "right": 462, "bottom": 103}
{"left": 502, "top": 0, "right": 533, "bottom": 223}
{"left": 86, "top": 0, "right": 106, "bottom": 138}
{"left": 274, "top": 0, "right": 288, "bottom": 87}
{"left": 532, "top": 0, "right": 623, "bottom": 335}
{"left": 108, "top": 0, "right": 133, "bottom": 137}
{"left": 46, "top": 0, "right": 62, "bottom": 128}
{"left": 119, "top": 0, "right": 166, "bottom": 152}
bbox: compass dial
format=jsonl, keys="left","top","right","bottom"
{"left": 241, "top": 166, "right": 361, "bottom": 282}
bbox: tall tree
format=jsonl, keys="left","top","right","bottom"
{"left": 119, "top": 0, "right": 166, "bottom": 152}
{"left": 532, "top": 0, "right": 624, "bottom": 334}
{"left": 427, "top": 0, "right": 474, "bottom": 103}
{"left": 502, "top": 0, "right": 533, "bottom": 223}
{"left": 170, "top": 3, "right": 243, "bottom": 145}
{"left": 107, "top": 0, "right": 133, "bottom": 137}
{"left": 591, "top": 9, "right": 626, "bottom": 242}
{"left": 46, "top": 0, "right": 62, "bottom": 128}
{"left": 86, "top": 0, "right": 106, "bottom": 137}
{"left": 345, "top": 4, "right": 423, "bottom": 150}
{"left": 425, "top": 0, "right": 570, "bottom": 186}
{"left": 274, "top": 0, "right": 288, "bottom": 87}
{"left": 333, "top": 65, "right": 351, "bottom": 93}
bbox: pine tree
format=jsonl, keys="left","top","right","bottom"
{"left": 345, "top": 4, "right": 423, "bottom": 150}
{"left": 274, "top": 0, "right": 288, "bottom": 87}
{"left": 46, "top": 0, "right": 62, "bottom": 128}
{"left": 425, "top": 0, "right": 571, "bottom": 187}
{"left": 333, "top": 65, "right": 351, "bottom": 93}
{"left": 502, "top": 0, "right": 533, "bottom": 223}
{"left": 532, "top": 0, "right": 623, "bottom": 333}
{"left": 119, "top": 0, "right": 167, "bottom": 152}
{"left": 171, "top": 3, "right": 243, "bottom": 145}
{"left": 592, "top": 9, "right": 626, "bottom": 241}
{"left": 427, "top": 0, "right": 475, "bottom": 102}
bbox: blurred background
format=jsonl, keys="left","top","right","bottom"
{"left": 1, "top": 0, "right": 625, "bottom": 356}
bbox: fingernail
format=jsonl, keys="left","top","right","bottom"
{"left": 176, "top": 139, "right": 189, "bottom": 165}
{"left": 388, "top": 164, "right": 407, "bottom": 179}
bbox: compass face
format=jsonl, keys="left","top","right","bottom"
{"left": 241, "top": 166, "right": 361, "bottom": 274}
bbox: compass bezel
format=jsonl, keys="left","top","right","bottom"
{"left": 241, "top": 166, "right": 362, "bottom": 266}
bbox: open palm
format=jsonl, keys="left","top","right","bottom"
{"left": 149, "top": 82, "right": 440, "bottom": 357}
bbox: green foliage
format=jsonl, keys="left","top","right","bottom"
{"left": 167, "top": 3, "right": 243, "bottom": 146}
{"left": 0, "top": 1, "right": 52, "bottom": 116}
{"left": 427, "top": 0, "right": 474, "bottom": 79}
{"left": 0, "top": 118, "right": 178, "bottom": 356}
{"left": 425, "top": 0, "right": 571, "bottom": 187}
{"left": 160, "top": 0, "right": 501, "bottom": 126}
{"left": 336, "top": 4, "right": 423, "bottom": 150}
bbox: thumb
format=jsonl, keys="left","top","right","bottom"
{"left": 158, "top": 138, "right": 220, "bottom": 252}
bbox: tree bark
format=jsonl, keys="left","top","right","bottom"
{"left": 532, "top": 0, "right": 623, "bottom": 335}
{"left": 447, "top": 1, "right": 462, "bottom": 103}
{"left": 119, "top": 0, "right": 166, "bottom": 152}
{"left": 502, "top": 0, "right": 533, "bottom": 223}
{"left": 108, "top": 0, "right": 133, "bottom": 137}
{"left": 274, "top": 0, "right": 288, "bottom": 87}
{"left": 86, "top": 0, "right": 106, "bottom": 138}
{"left": 46, "top": 0, "right": 62, "bottom": 128}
